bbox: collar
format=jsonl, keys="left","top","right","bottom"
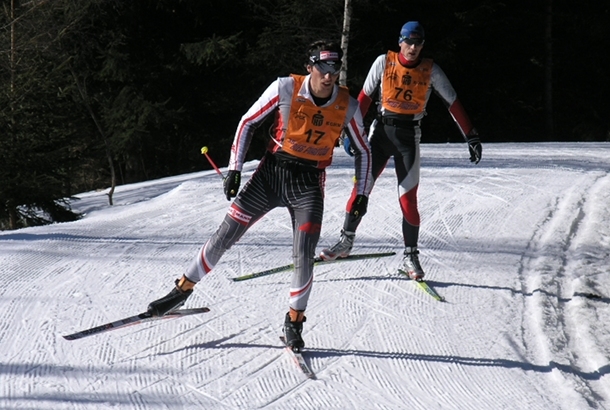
{"left": 299, "top": 74, "right": 338, "bottom": 105}
{"left": 398, "top": 52, "right": 421, "bottom": 68}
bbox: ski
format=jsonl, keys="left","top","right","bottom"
{"left": 398, "top": 269, "right": 445, "bottom": 302}
{"left": 231, "top": 251, "right": 396, "bottom": 282}
{"left": 279, "top": 336, "right": 316, "bottom": 379}
{"left": 62, "top": 307, "right": 210, "bottom": 341}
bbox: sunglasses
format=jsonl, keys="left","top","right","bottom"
{"left": 400, "top": 36, "right": 425, "bottom": 46}
{"left": 314, "top": 61, "right": 341, "bottom": 76}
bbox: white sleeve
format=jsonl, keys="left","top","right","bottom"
{"left": 361, "top": 54, "right": 386, "bottom": 98}
{"left": 228, "top": 79, "right": 282, "bottom": 171}
{"left": 344, "top": 98, "right": 373, "bottom": 196}
{"left": 430, "top": 63, "right": 458, "bottom": 107}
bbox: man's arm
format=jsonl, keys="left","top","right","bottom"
{"left": 357, "top": 54, "right": 386, "bottom": 116}
{"left": 430, "top": 64, "right": 476, "bottom": 139}
{"left": 344, "top": 99, "right": 373, "bottom": 196}
{"left": 431, "top": 64, "right": 482, "bottom": 163}
{"left": 228, "top": 78, "right": 283, "bottom": 171}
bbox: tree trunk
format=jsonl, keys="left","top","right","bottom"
{"left": 544, "top": 0, "right": 553, "bottom": 140}
{"left": 70, "top": 68, "right": 116, "bottom": 205}
{"left": 7, "top": 1, "right": 17, "bottom": 230}
{"left": 8, "top": 201, "right": 18, "bottom": 230}
{"left": 339, "top": 0, "right": 351, "bottom": 86}
{"left": 10, "top": 0, "right": 15, "bottom": 88}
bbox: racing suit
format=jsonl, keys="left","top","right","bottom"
{"left": 343, "top": 51, "right": 476, "bottom": 247}
{"left": 187, "top": 74, "right": 372, "bottom": 311}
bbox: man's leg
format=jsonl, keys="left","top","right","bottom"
{"left": 148, "top": 160, "right": 278, "bottom": 316}
{"left": 283, "top": 170, "right": 324, "bottom": 350}
{"left": 390, "top": 126, "right": 425, "bottom": 279}
{"left": 319, "top": 121, "right": 392, "bottom": 260}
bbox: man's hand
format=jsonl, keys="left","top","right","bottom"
{"left": 223, "top": 170, "right": 241, "bottom": 201}
{"left": 349, "top": 194, "right": 368, "bottom": 222}
{"left": 343, "top": 137, "right": 355, "bottom": 157}
{"left": 468, "top": 136, "right": 482, "bottom": 164}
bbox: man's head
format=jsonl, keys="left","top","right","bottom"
{"left": 306, "top": 40, "right": 343, "bottom": 76}
{"left": 398, "top": 21, "right": 425, "bottom": 61}
{"left": 306, "top": 40, "right": 342, "bottom": 98}
{"left": 399, "top": 21, "right": 425, "bottom": 45}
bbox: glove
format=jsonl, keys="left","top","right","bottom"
{"left": 348, "top": 194, "right": 368, "bottom": 221}
{"left": 223, "top": 170, "right": 241, "bottom": 201}
{"left": 343, "top": 137, "right": 355, "bottom": 157}
{"left": 467, "top": 136, "right": 482, "bottom": 164}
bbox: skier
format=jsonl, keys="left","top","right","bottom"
{"left": 147, "top": 40, "right": 373, "bottom": 351}
{"left": 319, "top": 21, "right": 483, "bottom": 280}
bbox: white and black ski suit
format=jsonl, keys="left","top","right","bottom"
{"left": 342, "top": 51, "right": 477, "bottom": 247}
{"left": 186, "top": 74, "right": 372, "bottom": 311}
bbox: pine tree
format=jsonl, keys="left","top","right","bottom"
{"left": 0, "top": 0, "right": 80, "bottom": 229}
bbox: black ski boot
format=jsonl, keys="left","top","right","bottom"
{"left": 147, "top": 276, "right": 195, "bottom": 316}
{"left": 283, "top": 310, "right": 306, "bottom": 352}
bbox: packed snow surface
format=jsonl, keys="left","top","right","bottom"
{"left": 1, "top": 142, "right": 609, "bottom": 409}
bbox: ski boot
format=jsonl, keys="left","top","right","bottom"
{"left": 319, "top": 229, "right": 355, "bottom": 261}
{"left": 283, "top": 309, "right": 306, "bottom": 352}
{"left": 147, "top": 275, "right": 195, "bottom": 316}
{"left": 404, "top": 246, "right": 425, "bottom": 281}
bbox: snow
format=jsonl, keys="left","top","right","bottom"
{"left": 1, "top": 142, "right": 610, "bottom": 409}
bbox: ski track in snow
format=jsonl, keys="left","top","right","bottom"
{"left": 1, "top": 143, "right": 609, "bottom": 409}
{"left": 515, "top": 170, "right": 610, "bottom": 409}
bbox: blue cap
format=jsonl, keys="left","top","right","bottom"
{"left": 399, "top": 21, "right": 425, "bottom": 44}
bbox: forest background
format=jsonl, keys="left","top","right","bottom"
{"left": 0, "top": 0, "right": 608, "bottom": 230}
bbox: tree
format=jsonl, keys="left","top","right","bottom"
{"left": 544, "top": 0, "right": 553, "bottom": 140}
{"left": 339, "top": 0, "right": 352, "bottom": 86}
{"left": 0, "top": 0, "right": 80, "bottom": 229}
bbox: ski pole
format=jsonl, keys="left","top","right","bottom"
{"left": 201, "top": 146, "right": 224, "bottom": 178}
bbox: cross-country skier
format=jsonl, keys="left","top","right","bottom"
{"left": 147, "top": 40, "right": 373, "bottom": 351}
{"left": 319, "top": 21, "right": 483, "bottom": 280}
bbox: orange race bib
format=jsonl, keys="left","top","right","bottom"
{"left": 282, "top": 75, "right": 349, "bottom": 161}
{"left": 381, "top": 52, "right": 432, "bottom": 115}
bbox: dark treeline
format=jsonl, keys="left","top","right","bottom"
{"left": 0, "top": 0, "right": 608, "bottom": 229}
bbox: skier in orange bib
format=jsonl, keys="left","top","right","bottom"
{"left": 147, "top": 40, "right": 373, "bottom": 351}
{"left": 320, "top": 21, "right": 482, "bottom": 281}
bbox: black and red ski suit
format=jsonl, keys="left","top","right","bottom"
{"left": 185, "top": 74, "right": 373, "bottom": 312}
{"left": 343, "top": 51, "right": 477, "bottom": 247}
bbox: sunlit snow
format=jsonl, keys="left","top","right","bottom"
{"left": 1, "top": 142, "right": 609, "bottom": 409}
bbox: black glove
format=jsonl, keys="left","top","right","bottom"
{"left": 349, "top": 194, "right": 368, "bottom": 221}
{"left": 467, "top": 136, "right": 482, "bottom": 164}
{"left": 223, "top": 170, "right": 241, "bottom": 201}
